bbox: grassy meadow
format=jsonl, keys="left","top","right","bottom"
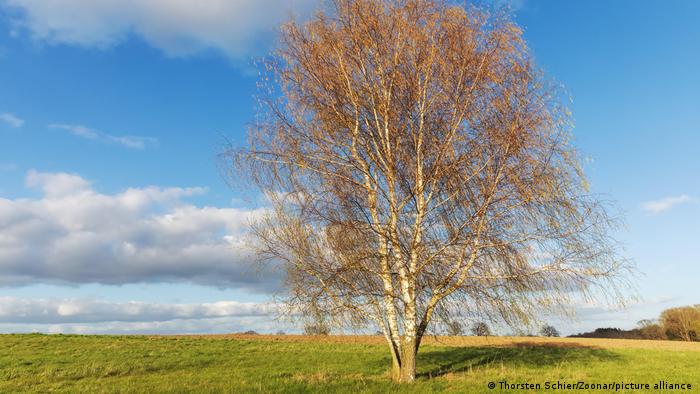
{"left": 2, "top": 334, "right": 699, "bottom": 393}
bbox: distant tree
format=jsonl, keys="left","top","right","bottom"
{"left": 540, "top": 325, "right": 560, "bottom": 337}
{"left": 471, "top": 322, "right": 491, "bottom": 337}
{"left": 225, "top": 0, "right": 631, "bottom": 382}
{"left": 303, "top": 322, "right": 331, "bottom": 336}
{"left": 303, "top": 303, "right": 331, "bottom": 336}
{"left": 446, "top": 320, "right": 463, "bottom": 336}
{"left": 660, "top": 306, "right": 700, "bottom": 342}
{"left": 375, "top": 330, "right": 384, "bottom": 336}
{"left": 275, "top": 330, "right": 286, "bottom": 335}
{"left": 637, "top": 319, "right": 655, "bottom": 328}
{"left": 590, "top": 328, "right": 624, "bottom": 338}
{"left": 636, "top": 319, "right": 665, "bottom": 340}
{"left": 569, "top": 327, "right": 647, "bottom": 340}
{"left": 242, "top": 330, "right": 258, "bottom": 335}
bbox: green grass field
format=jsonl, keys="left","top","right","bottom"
{"left": 2, "top": 334, "right": 699, "bottom": 393}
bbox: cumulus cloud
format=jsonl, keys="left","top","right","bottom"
{"left": 0, "top": 297, "right": 289, "bottom": 334}
{"left": 49, "top": 123, "right": 156, "bottom": 149}
{"left": 641, "top": 194, "right": 697, "bottom": 215}
{"left": 0, "top": 297, "right": 276, "bottom": 324}
{"left": 0, "top": 316, "right": 287, "bottom": 335}
{"left": 0, "top": 112, "right": 24, "bottom": 128}
{"left": 0, "top": 297, "right": 295, "bottom": 334}
{"left": 25, "top": 169, "right": 91, "bottom": 196}
{"left": 0, "top": 170, "right": 279, "bottom": 291}
{"left": 3, "top": 0, "right": 320, "bottom": 60}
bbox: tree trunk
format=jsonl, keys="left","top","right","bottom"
{"left": 398, "top": 337, "right": 417, "bottom": 382}
{"left": 391, "top": 356, "right": 401, "bottom": 382}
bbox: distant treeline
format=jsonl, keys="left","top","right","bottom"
{"left": 569, "top": 304, "right": 700, "bottom": 341}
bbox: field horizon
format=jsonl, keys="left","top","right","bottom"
{"left": 152, "top": 333, "right": 700, "bottom": 352}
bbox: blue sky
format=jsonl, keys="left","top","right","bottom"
{"left": 0, "top": 0, "right": 698, "bottom": 335}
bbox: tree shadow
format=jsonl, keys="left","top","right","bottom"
{"left": 417, "top": 342, "right": 621, "bottom": 379}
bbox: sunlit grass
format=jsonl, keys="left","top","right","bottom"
{"left": 2, "top": 334, "right": 699, "bottom": 393}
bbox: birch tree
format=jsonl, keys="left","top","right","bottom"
{"left": 224, "top": 0, "right": 630, "bottom": 382}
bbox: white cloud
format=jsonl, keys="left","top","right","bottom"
{"left": 0, "top": 316, "right": 287, "bottom": 335}
{"left": 49, "top": 123, "right": 156, "bottom": 149}
{"left": 3, "top": 0, "right": 320, "bottom": 61}
{"left": 0, "top": 170, "right": 279, "bottom": 290}
{"left": 0, "top": 297, "right": 288, "bottom": 334}
{"left": 25, "top": 169, "right": 91, "bottom": 196}
{"left": 50, "top": 123, "right": 98, "bottom": 139}
{"left": 641, "top": 194, "right": 698, "bottom": 215}
{"left": 0, "top": 297, "right": 276, "bottom": 324}
{"left": 0, "top": 112, "right": 24, "bottom": 127}
{"left": 105, "top": 134, "right": 155, "bottom": 150}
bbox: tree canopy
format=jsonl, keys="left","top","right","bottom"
{"left": 224, "top": 0, "right": 631, "bottom": 382}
